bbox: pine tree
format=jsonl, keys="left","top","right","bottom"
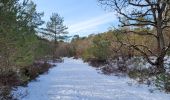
{"left": 46, "top": 13, "right": 68, "bottom": 59}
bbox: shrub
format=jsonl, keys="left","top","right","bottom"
{"left": 82, "top": 35, "right": 111, "bottom": 61}
{"left": 0, "top": 70, "right": 20, "bottom": 86}
{"left": 128, "top": 69, "right": 150, "bottom": 81}
{"left": 82, "top": 47, "right": 94, "bottom": 61}
{"left": 92, "top": 36, "right": 111, "bottom": 60}
{"left": 20, "top": 62, "right": 52, "bottom": 85}
{"left": 0, "top": 70, "right": 20, "bottom": 100}
{"left": 155, "top": 73, "right": 170, "bottom": 92}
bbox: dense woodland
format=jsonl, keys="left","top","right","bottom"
{"left": 0, "top": 0, "right": 67, "bottom": 99}
{"left": 1, "top": 0, "right": 170, "bottom": 99}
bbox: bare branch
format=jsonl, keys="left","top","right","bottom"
{"left": 124, "top": 30, "right": 158, "bottom": 38}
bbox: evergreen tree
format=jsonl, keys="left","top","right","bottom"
{"left": 46, "top": 13, "right": 68, "bottom": 59}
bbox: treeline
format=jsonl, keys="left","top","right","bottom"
{"left": 70, "top": 29, "right": 159, "bottom": 61}
{"left": 0, "top": 0, "right": 64, "bottom": 99}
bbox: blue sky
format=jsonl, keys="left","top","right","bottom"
{"left": 33, "top": 0, "right": 119, "bottom": 37}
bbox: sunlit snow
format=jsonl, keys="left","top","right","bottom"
{"left": 14, "top": 58, "right": 170, "bottom": 100}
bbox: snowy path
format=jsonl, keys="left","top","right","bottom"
{"left": 15, "top": 58, "right": 170, "bottom": 100}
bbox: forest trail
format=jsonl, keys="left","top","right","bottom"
{"left": 14, "top": 58, "right": 170, "bottom": 100}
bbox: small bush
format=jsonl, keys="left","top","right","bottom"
{"left": 89, "top": 59, "right": 106, "bottom": 68}
{"left": 0, "top": 70, "right": 20, "bottom": 86}
{"left": 102, "top": 66, "right": 115, "bottom": 74}
{"left": 82, "top": 35, "right": 111, "bottom": 62}
{"left": 82, "top": 48, "right": 94, "bottom": 61}
{"left": 0, "top": 70, "right": 20, "bottom": 100}
{"left": 128, "top": 70, "right": 141, "bottom": 79}
{"left": 20, "top": 62, "right": 52, "bottom": 85}
{"left": 128, "top": 69, "right": 150, "bottom": 81}
{"left": 0, "top": 86, "right": 13, "bottom": 100}
{"left": 155, "top": 73, "right": 170, "bottom": 92}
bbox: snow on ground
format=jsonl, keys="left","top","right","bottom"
{"left": 13, "top": 58, "right": 170, "bottom": 100}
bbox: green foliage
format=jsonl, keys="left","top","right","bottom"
{"left": 128, "top": 69, "right": 149, "bottom": 79}
{"left": 0, "top": 0, "right": 46, "bottom": 68}
{"left": 44, "top": 13, "right": 68, "bottom": 59}
{"left": 0, "top": 0, "right": 51, "bottom": 68}
{"left": 82, "top": 47, "right": 94, "bottom": 61}
{"left": 156, "top": 73, "right": 170, "bottom": 92}
{"left": 92, "top": 35, "right": 111, "bottom": 60}
{"left": 46, "top": 13, "right": 68, "bottom": 38}
{"left": 168, "top": 50, "right": 170, "bottom": 55}
{"left": 34, "top": 37, "right": 53, "bottom": 60}
{"left": 20, "top": 62, "right": 52, "bottom": 84}
{"left": 14, "top": 34, "right": 37, "bottom": 66}
{"left": 81, "top": 34, "right": 111, "bottom": 61}
{"left": 128, "top": 70, "right": 141, "bottom": 79}
{"left": 0, "top": 0, "right": 52, "bottom": 90}
{"left": 0, "top": 0, "right": 63, "bottom": 99}
{"left": 67, "top": 46, "right": 76, "bottom": 57}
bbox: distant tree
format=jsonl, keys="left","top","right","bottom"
{"left": 45, "top": 13, "right": 68, "bottom": 59}
{"left": 71, "top": 35, "right": 80, "bottom": 42}
{"left": 98, "top": 0, "right": 170, "bottom": 73}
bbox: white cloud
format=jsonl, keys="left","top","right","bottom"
{"left": 68, "top": 12, "right": 116, "bottom": 36}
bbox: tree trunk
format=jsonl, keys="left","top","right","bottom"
{"left": 155, "top": 18, "right": 165, "bottom": 73}
{"left": 53, "top": 22, "right": 57, "bottom": 61}
{"left": 156, "top": 18, "right": 165, "bottom": 52}
{"left": 155, "top": 57, "right": 165, "bottom": 74}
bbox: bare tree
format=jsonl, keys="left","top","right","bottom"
{"left": 98, "top": 0, "right": 170, "bottom": 73}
